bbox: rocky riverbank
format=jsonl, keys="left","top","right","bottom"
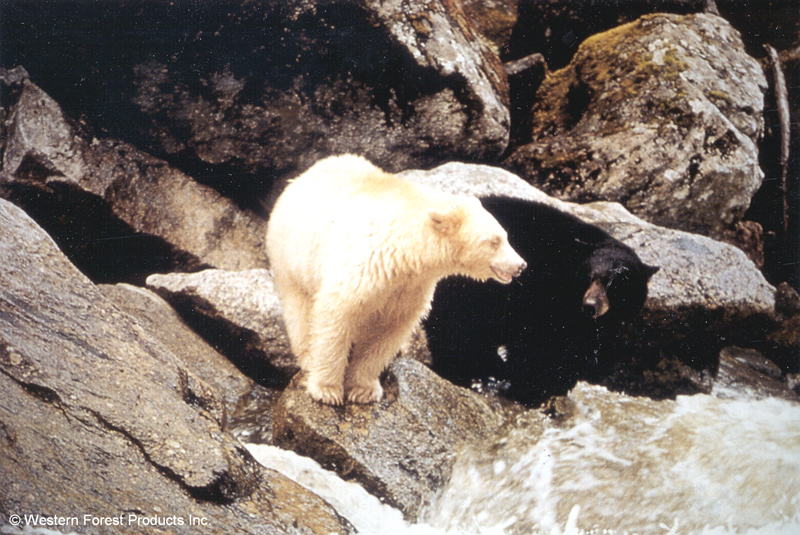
{"left": 1, "top": 1, "right": 798, "bottom": 533}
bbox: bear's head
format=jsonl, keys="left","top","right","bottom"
{"left": 429, "top": 196, "right": 527, "bottom": 284}
{"left": 581, "top": 240, "right": 659, "bottom": 319}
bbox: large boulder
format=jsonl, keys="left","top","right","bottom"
{"left": 0, "top": 197, "right": 353, "bottom": 534}
{"left": 0, "top": 0, "right": 509, "bottom": 192}
{"left": 146, "top": 269, "right": 296, "bottom": 382}
{"left": 505, "top": 13, "right": 767, "bottom": 238}
{"left": 98, "top": 283, "right": 258, "bottom": 418}
{"left": 0, "top": 67, "right": 268, "bottom": 282}
{"left": 272, "top": 357, "right": 506, "bottom": 521}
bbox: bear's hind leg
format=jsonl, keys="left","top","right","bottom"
{"left": 277, "top": 283, "right": 312, "bottom": 359}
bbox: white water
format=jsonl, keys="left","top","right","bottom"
{"left": 248, "top": 383, "right": 800, "bottom": 535}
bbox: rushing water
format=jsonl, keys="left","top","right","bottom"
{"left": 249, "top": 382, "right": 800, "bottom": 535}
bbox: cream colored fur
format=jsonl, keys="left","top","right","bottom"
{"left": 266, "top": 154, "right": 525, "bottom": 404}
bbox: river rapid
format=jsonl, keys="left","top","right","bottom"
{"left": 248, "top": 382, "right": 800, "bottom": 535}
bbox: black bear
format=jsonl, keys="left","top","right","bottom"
{"left": 425, "top": 196, "right": 659, "bottom": 406}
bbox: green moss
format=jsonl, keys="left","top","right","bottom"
{"left": 707, "top": 90, "right": 730, "bottom": 102}
{"left": 661, "top": 48, "right": 689, "bottom": 80}
{"left": 529, "top": 13, "right": 696, "bottom": 138}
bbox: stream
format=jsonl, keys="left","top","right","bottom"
{"left": 248, "top": 383, "right": 800, "bottom": 535}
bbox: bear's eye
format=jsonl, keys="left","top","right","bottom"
{"left": 486, "top": 236, "right": 502, "bottom": 250}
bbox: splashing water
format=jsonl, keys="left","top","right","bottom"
{"left": 424, "top": 383, "right": 800, "bottom": 535}
{"left": 247, "top": 383, "right": 800, "bottom": 535}
{"left": 246, "top": 443, "right": 505, "bottom": 535}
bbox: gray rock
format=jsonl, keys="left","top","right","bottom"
{"left": 0, "top": 197, "right": 353, "bottom": 534}
{"left": 99, "top": 283, "right": 257, "bottom": 419}
{"left": 272, "top": 357, "right": 505, "bottom": 521}
{"left": 712, "top": 346, "right": 798, "bottom": 401}
{"left": 505, "top": 13, "right": 767, "bottom": 238}
{"left": 0, "top": 67, "right": 268, "bottom": 280}
{"left": 1, "top": 1, "right": 509, "bottom": 181}
{"left": 146, "top": 269, "right": 296, "bottom": 376}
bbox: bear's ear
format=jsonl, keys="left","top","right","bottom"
{"left": 428, "top": 207, "right": 464, "bottom": 235}
{"left": 644, "top": 264, "right": 660, "bottom": 279}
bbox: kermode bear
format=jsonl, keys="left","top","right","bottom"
{"left": 266, "top": 155, "right": 526, "bottom": 405}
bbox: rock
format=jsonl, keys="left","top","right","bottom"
{"left": 146, "top": 269, "right": 296, "bottom": 383}
{"left": 401, "top": 162, "right": 778, "bottom": 393}
{"left": 506, "top": 1, "right": 799, "bottom": 72}
{"left": 712, "top": 346, "right": 797, "bottom": 401}
{"left": 765, "top": 282, "right": 800, "bottom": 374}
{"left": 272, "top": 357, "right": 505, "bottom": 521}
{"left": 507, "top": 0, "right": 709, "bottom": 70}
{"left": 98, "top": 283, "right": 257, "bottom": 419}
{"left": 460, "top": 0, "right": 519, "bottom": 55}
{"left": 0, "top": 0, "right": 509, "bottom": 195}
{"left": 505, "top": 13, "right": 767, "bottom": 238}
{"left": 0, "top": 67, "right": 268, "bottom": 283}
{"left": 0, "top": 197, "right": 353, "bottom": 534}
{"left": 721, "top": 219, "right": 765, "bottom": 267}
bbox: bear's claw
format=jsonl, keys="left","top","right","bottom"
{"left": 306, "top": 383, "right": 345, "bottom": 405}
{"left": 346, "top": 383, "right": 383, "bottom": 404}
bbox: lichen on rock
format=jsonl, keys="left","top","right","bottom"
{"left": 506, "top": 13, "right": 768, "bottom": 238}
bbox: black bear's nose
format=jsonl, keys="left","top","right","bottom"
{"left": 583, "top": 301, "right": 600, "bottom": 317}
{"left": 582, "top": 280, "right": 610, "bottom": 318}
{"left": 517, "top": 261, "right": 527, "bottom": 275}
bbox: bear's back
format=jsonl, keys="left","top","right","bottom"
{"left": 293, "top": 154, "right": 429, "bottom": 209}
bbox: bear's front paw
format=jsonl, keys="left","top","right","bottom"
{"left": 306, "top": 382, "right": 345, "bottom": 406}
{"left": 346, "top": 381, "right": 383, "bottom": 404}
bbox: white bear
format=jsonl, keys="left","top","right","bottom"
{"left": 266, "top": 155, "right": 526, "bottom": 405}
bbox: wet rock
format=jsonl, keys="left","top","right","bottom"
{"left": 99, "top": 283, "right": 257, "bottom": 419}
{"left": 712, "top": 346, "right": 797, "bottom": 401}
{"left": 0, "top": 197, "right": 353, "bottom": 534}
{"left": 505, "top": 13, "right": 767, "bottom": 238}
{"left": 401, "top": 162, "right": 778, "bottom": 393}
{"left": 1, "top": 0, "right": 509, "bottom": 194}
{"left": 0, "top": 67, "right": 268, "bottom": 283}
{"left": 272, "top": 357, "right": 505, "bottom": 520}
{"left": 146, "top": 269, "right": 296, "bottom": 385}
{"left": 228, "top": 387, "right": 285, "bottom": 445}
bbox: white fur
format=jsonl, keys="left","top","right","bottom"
{"left": 266, "top": 154, "right": 526, "bottom": 404}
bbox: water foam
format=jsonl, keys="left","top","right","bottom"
{"left": 424, "top": 383, "right": 800, "bottom": 535}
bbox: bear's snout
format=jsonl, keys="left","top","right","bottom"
{"left": 582, "top": 279, "right": 610, "bottom": 318}
{"left": 491, "top": 253, "right": 527, "bottom": 284}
